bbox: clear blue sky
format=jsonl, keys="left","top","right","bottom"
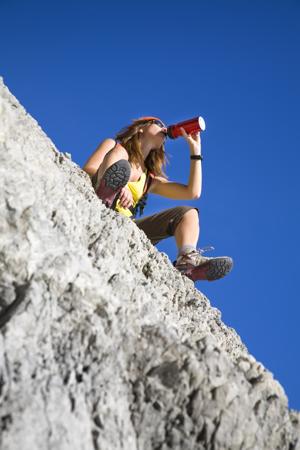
{"left": 1, "top": 0, "right": 300, "bottom": 410}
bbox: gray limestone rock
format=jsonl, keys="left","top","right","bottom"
{"left": 0, "top": 77, "right": 299, "bottom": 450}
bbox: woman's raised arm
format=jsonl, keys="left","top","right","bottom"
{"left": 148, "top": 129, "right": 202, "bottom": 200}
{"left": 148, "top": 174, "right": 201, "bottom": 200}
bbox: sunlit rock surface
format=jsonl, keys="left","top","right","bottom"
{"left": 0, "top": 77, "right": 299, "bottom": 450}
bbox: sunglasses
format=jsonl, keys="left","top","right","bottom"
{"left": 136, "top": 117, "right": 168, "bottom": 139}
{"left": 150, "top": 119, "right": 168, "bottom": 138}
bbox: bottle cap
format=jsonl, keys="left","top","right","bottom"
{"left": 199, "top": 116, "right": 206, "bottom": 131}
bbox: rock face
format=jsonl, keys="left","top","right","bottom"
{"left": 0, "top": 77, "right": 299, "bottom": 450}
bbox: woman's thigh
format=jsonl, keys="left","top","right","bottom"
{"left": 133, "top": 206, "right": 199, "bottom": 245}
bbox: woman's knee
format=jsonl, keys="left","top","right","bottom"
{"left": 101, "top": 152, "right": 130, "bottom": 173}
{"left": 96, "top": 156, "right": 131, "bottom": 188}
{"left": 179, "top": 206, "right": 199, "bottom": 222}
{"left": 169, "top": 206, "right": 199, "bottom": 235}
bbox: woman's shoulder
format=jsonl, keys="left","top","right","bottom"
{"left": 146, "top": 173, "right": 169, "bottom": 193}
{"left": 106, "top": 139, "right": 129, "bottom": 159}
{"left": 148, "top": 173, "right": 168, "bottom": 182}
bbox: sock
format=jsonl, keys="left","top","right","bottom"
{"left": 177, "top": 244, "right": 197, "bottom": 259}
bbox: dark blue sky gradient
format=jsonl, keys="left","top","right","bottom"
{"left": 1, "top": 0, "right": 300, "bottom": 409}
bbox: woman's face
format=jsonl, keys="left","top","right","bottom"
{"left": 142, "top": 122, "right": 167, "bottom": 148}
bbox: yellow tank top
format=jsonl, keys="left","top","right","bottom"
{"left": 114, "top": 170, "right": 147, "bottom": 217}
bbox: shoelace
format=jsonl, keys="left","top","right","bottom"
{"left": 194, "top": 245, "right": 215, "bottom": 255}
{"left": 178, "top": 245, "right": 215, "bottom": 259}
{"left": 175, "top": 245, "right": 215, "bottom": 266}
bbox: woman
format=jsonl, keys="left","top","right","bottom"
{"left": 82, "top": 116, "right": 233, "bottom": 282}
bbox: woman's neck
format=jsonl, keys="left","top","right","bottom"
{"left": 140, "top": 138, "right": 154, "bottom": 160}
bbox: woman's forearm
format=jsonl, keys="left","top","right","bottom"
{"left": 187, "top": 134, "right": 202, "bottom": 198}
{"left": 187, "top": 159, "right": 202, "bottom": 198}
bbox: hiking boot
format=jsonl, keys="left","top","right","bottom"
{"left": 173, "top": 246, "right": 233, "bottom": 282}
{"left": 95, "top": 159, "right": 131, "bottom": 209}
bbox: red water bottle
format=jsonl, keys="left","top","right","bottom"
{"left": 167, "top": 116, "right": 206, "bottom": 139}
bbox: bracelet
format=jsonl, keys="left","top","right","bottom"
{"left": 190, "top": 154, "right": 203, "bottom": 160}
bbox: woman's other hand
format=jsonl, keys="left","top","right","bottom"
{"left": 118, "top": 186, "right": 134, "bottom": 208}
{"left": 180, "top": 127, "right": 201, "bottom": 156}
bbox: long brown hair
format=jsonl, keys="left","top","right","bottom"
{"left": 114, "top": 118, "right": 169, "bottom": 178}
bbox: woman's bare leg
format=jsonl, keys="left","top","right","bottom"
{"left": 174, "top": 208, "right": 199, "bottom": 248}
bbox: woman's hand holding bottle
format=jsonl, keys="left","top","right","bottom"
{"left": 180, "top": 127, "right": 201, "bottom": 156}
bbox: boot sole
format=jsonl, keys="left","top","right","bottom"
{"left": 197, "top": 257, "right": 233, "bottom": 281}
{"left": 95, "top": 159, "right": 131, "bottom": 208}
{"left": 175, "top": 257, "right": 233, "bottom": 282}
